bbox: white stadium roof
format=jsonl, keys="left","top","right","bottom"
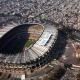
{"left": 36, "top": 32, "right": 52, "bottom": 46}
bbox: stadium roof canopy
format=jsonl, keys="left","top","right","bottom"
{"left": 36, "top": 32, "right": 52, "bottom": 46}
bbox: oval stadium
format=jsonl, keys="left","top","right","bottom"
{"left": 0, "top": 23, "right": 68, "bottom": 79}
{"left": 0, "top": 24, "right": 58, "bottom": 65}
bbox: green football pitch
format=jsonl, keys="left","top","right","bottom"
{"left": 25, "top": 39, "right": 35, "bottom": 47}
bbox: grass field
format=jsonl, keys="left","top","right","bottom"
{"left": 25, "top": 39, "right": 35, "bottom": 47}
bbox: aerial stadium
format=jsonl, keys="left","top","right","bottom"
{"left": 0, "top": 23, "right": 58, "bottom": 65}
{"left": 0, "top": 23, "right": 69, "bottom": 79}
